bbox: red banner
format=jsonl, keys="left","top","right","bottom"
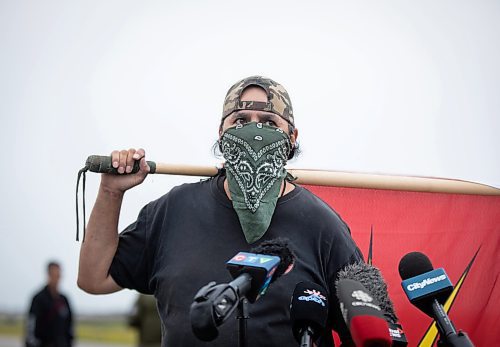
{"left": 304, "top": 185, "right": 500, "bottom": 346}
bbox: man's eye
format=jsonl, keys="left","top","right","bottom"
{"left": 265, "top": 120, "right": 277, "bottom": 126}
{"left": 235, "top": 118, "right": 247, "bottom": 125}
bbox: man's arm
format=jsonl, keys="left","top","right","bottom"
{"left": 77, "top": 148, "right": 149, "bottom": 294}
{"left": 64, "top": 296, "right": 74, "bottom": 346}
{"left": 25, "top": 296, "right": 40, "bottom": 347}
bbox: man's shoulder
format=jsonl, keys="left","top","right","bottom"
{"left": 59, "top": 292, "right": 71, "bottom": 303}
{"left": 288, "top": 185, "right": 340, "bottom": 214}
{"left": 162, "top": 178, "right": 212, "bottom": 197}
{"left": 170, "top": 178, "right": 213, "bottom": 194}
{"left": 148, "top": 178, "right": 216, "bottom": 208}
{"left": 281, "top": 185, "right": 351, "bottom": 233}
{"left": 31, "top": 286, "right": 50, "bottom": 303}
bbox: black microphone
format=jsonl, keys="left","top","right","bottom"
{"left": 399, "top": 252, "right": 474, "bottom": 347}
{"left": 337, "top": 279, "right": 391, "bottom": 347}
{"left": 226, "top": 237, "right": 295, "bottom": 303}
{"left": 190, "top": 238, "right": 295, "bottom": 341}
{"left": 290, "top": 281, "right": 329, "bottom": 347}
{"left": 337, "top": 262, "right": 407, "bottom": 346}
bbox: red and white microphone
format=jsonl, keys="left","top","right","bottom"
{"left": 337, "top": 279, "right": 391, "bottom": 347}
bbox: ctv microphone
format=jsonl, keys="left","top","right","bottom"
{"left": 190, "top": 238, "right": 295, "bottom": 342}
{"left": 290, "top": 282, "right": 329, "bottom": 347}
{"left": 337, "top": 262, "right": 407, "bottom": 346}
{"left": 226, "top": 237, "right": 295, "bottom": 303}
{"left": 337, "top": 279, "right": 391, "bottom": 347}
{"left": 399, "top": 252, "right": 474, "bottom": 347}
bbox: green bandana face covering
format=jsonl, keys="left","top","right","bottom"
{"left": 220, "top": 122, "right": 292, "bottom": 244}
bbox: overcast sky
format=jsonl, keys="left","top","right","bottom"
{"left": 1, "top": 0, "right": 499, "bottom": 315}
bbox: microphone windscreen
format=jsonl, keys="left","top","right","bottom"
{"left": 290, "top": 281, "right": 328, "bottom": 343}
{"left": 337, "top": 262, "right": 397, "bottom": 324}
{"left": 399, "top": 252, "right": 453, "bottom": 315}
{"left": 398, "top": 251, "right": 434, "bottom": 280}
{"left": 190, "top": 299, "right": 219, "bottom": 341}
{"left": 337, "top": 279, "right": 391, "bottom": 347}
{"left": 251, "top": 237, "right": 295, "bottom": 281}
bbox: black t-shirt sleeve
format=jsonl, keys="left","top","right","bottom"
{"left": 109, "top": 204, "right": 153, "bottom": 294}
{"left": 329, "top": 249, "right": 364, "bottom": 345}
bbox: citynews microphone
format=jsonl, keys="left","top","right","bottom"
{"left": 190, "top": 238, "right": 295, "bottom": 341}
{"left": 337, "top": 262, "right": 407, "bottom": 346}
{"left": 290, "top": 282, "right": 329, "bottom": 347}
{"left": 399, "top": 252, "right": 474, "bottom": 347}
{"left": 337, "top": 279, "right": 391, "bottom": 347}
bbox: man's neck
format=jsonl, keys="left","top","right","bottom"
{"left": 48, "top": 285, "right": 59, "bottom": 298}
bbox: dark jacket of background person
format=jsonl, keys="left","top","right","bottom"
{"left": 129, "top": 294, "right": 162, "bottom": 347}
{"left": 25, "top": 285, "right": 73, "bottom": 347}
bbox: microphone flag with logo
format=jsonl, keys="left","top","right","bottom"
{"left": 190, "top": 238, "right": 294, "bottom": 342}
{"left": 290, "top": 281, "right": 329, "bottom": 345}
{"left": 336, "top": 261, "right": 407, "bottom": 346}
{"left": 337, "top": 278, "right": 391, "bottom": 347}
{"left": 399, "top": 251, "right": 475, "bottom": 347}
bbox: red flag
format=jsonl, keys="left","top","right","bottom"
{"left": 305, "top": 185, "right": 500, "bottom": 346}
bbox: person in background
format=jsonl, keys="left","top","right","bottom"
{"left": 25, "top": 261, "right": 73, "bottom": 347}
{"left": 128, "top": 294, "right": 162, "bottom": 347}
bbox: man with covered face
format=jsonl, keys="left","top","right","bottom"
{"left": 78, "top": 76, "right": 363, "bottom": 346}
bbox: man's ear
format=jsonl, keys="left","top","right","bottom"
{"left": 290, "top": 127, "right": 299, "bottom": 147}
{"left": 218, "top": 122, "right": 224, "bottom": 138}
{"left": 218, "top": 124, "right": 225, "bottom": 153}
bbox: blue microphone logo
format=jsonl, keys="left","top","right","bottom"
{"left": 402, "top": 268, "right": 453, "bottom": 302}
{"left": 298, "top": 289, "right": 327, "bottom": 307}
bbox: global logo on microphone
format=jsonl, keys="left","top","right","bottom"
{"left": 351, "top": 290, "right": 373, "bottom": 303}
{"left": 298, "top": 289, "right": 327, "bottom": 307}
{"left": 350, "top": 289, "right": 383, "bottom": 311}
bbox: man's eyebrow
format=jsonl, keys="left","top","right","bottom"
{"left": 259, "top": 113, "right": 278, "bottom": 119}
{"left": 231, "top": 111, "right": 278, "bottom": 119}
{"left": 232, "top": 111, "right": 251, "bottom": 117}
{"left": 229, "top": 111, "right": 250, "bottom": 118}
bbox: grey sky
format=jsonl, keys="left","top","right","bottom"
{"left": 1, "top": 0, "right": 499, "bottom": 314}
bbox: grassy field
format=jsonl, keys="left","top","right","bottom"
{"left": 0, "top": 315, "right": 136, "bottom": 345}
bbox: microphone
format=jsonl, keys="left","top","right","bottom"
{"left": 190, "top": 238, "right": 295, "bottom": 341}
{"left": 290, "top": 281, "right": 329, "bottom": 347}
{"left": 337, "top": 279, "right": 392, "bottom": 347}
{"left": 337, "top": 262, "right": 407, "bottom": 346}
{"left": 226, "top": 237, "right": 295, "bottom": 303}
{"left": 399, "top": 252, "right": 474, "bottom": 347}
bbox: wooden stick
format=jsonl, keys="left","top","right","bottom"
{"left": 154, "top": 163, "right": 500, "bottom": 196}
{"left": 155, "top": 163, "right": 219, "bottom": 177}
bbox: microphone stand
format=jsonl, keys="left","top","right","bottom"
{"left": 299, "top": 327, "right": 314, "bottom": 347}
{"left": 432, "top": 300, "right": 474, "bottom": 347}
{"left": 237, "top": 298, "right": 249, "bottom": 347}
{"left": 229, "top": 274, "right": 252, "bottom": 347}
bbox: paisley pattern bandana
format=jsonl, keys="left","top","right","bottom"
{"left": 220, "top": 122, "right": 292, "bottom": 243}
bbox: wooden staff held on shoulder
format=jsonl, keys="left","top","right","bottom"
{"left": 83, "top": 155, "right": 500, "bottom": 196}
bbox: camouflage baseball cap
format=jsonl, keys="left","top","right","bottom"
{"left": 222, "top": 76, "right": 294, "bottom": 126}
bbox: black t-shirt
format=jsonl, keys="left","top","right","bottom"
{"left": 110, "top": 175, "right": 363, "bottom": 346}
